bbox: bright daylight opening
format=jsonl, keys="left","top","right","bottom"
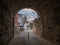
{"left": 18, "top": 8, "right": 39, "bottom": 31}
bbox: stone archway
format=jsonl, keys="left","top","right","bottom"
{"left": 0, "top": 0, "right": 60, "bottom": 45}
{"left": 14, "top": 6, "right": 43, "bottom": 36}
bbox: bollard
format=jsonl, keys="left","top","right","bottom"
{"left": 28, "top": 32, "right": 29, "bottom": 38}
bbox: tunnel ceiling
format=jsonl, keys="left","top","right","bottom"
{"left": 0, "top": 0, "right": 60, "bottom": 17}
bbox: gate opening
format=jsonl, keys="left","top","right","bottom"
{"left": 18, "top": 8, "right": 39, "bottom": 31}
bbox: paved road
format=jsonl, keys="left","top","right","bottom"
{"left": 9, "top": 30, "right": 53, "bottom": 45}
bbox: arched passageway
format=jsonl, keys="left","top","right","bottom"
{"left": 0, "top": 0, "right": 60, "bottom": 45}
{"left": 9, "top": 8, "right": 45, "bottom": 45}
{"left": 14, "top": 8, "right": 42, "bottom": 36}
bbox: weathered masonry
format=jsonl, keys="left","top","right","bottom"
{"left": 0, "top": 0, "right": 60, "bottom": 45}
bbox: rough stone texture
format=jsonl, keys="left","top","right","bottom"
{"left": 14, "top": 13, "right": 18, "bottom": 27}
{"left": 14, "top": 13, "right": 20, "bottom": 35}
{"left": 33, "top": 17, "right": 43, "bottom": 37}
{"left": 0, "top": 1, "right": 14, "bottom": 45}
{"left": 0, "top": 16, "right": 2, "bottom": 45}
{"left": 0, "top": 0, "right": 60, "bottom": 45}
{"left": 0, "top": 10, "right": 14, "bottom": 45}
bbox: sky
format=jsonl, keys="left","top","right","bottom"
{"left": 18, "top": 8, "right": 38, "bottom": 22}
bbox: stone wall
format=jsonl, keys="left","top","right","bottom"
{"left": 14, "top": 13, "right": 20, "bottom": 35}
{"left": 51, "top": 6, "right": 60, "bottom": 45}
{"left": 33, "top": 16, "right": 43, "bottom": 37}
{"left": 0, "top": 16, "right": 2, "bottom": 45}
{"left": 32, "top": 1, "right": 60, "bottom": 45}
{"left": 0, "top": 0, "right": 14, "bottom": 45}
{"left": 0, "top": 0, "right": 60, "bottom": 45}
